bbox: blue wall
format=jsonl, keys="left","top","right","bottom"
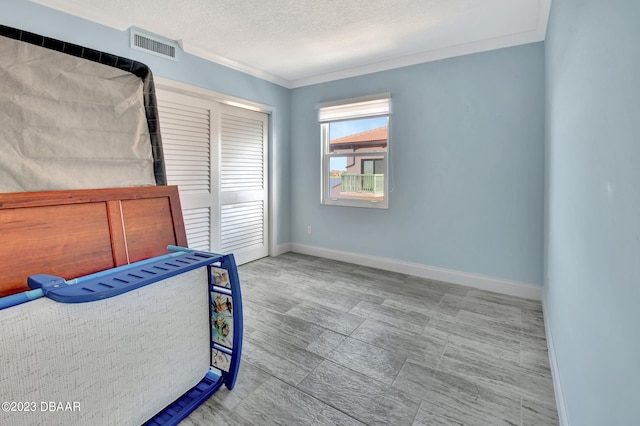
{"left": 291, "top": 43, "right": 545, "bottom": 285}
{"left": 1, "top": 2, "right": 545, "bottom": 286}
{"left": 10, "top": 1, "right": 638, "bottom": 423}
{"left": 1, "top": 0, "right": 291, "bottom": 246}
{"left": 545, "top": 0, "right": 640, "bottom": 424}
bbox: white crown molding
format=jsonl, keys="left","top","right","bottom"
{"left": 289, "top": 28, "right": 546, "bottom": 88}
{"left": 542, "top": 291, "right": 570, "bottom": 426}
{"left": 291, "top": 0, "right": 551, "bottom": 87}
{"left": 288, "top": 243, "right": 542, "bottom": 300}
{"left": 181, "top": 44, "right": 290, "bottom": 88}
{"left": 29, "top": 0, "right": 551, "bottom": 89}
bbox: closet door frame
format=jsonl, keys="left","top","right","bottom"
{"left": 155, "top": 77, "right": 277, "bottom": 262}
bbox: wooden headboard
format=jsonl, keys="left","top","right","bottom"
{"left": 0, "top": 186, "right": 187, "bottom": 298}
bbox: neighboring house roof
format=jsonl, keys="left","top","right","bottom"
{"left": 330, "top": 126, "right": 387, "bottom": 150}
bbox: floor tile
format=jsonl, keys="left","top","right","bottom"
{"left": 516, "top": 367, "right": 557, "bottom": 406}
{"left": 460, "top": 297, "right": 522, "bottom": 328}
{"left": 522, "top": 396, "right": 560, "bottom": 426}
{"left": 400, "top": 362, "right": 521, "bottom": 426}
{"left": 286, "top": 301, "right": 365, "bottom": 335}
{"left": 349, "top": 300, "right": 430, "bottom": 334}
{"left": 466, "top": 289, "right": 540, "bottom": 312}
{"left": 352, "top": 265, "right": 407, "bottom": 285}
{"left": 305, "top": 329, "right": 348, "bottom": 357}
{"left": 328, "top": 280, "right": 388, "bottom": 304}
{"left": 445, "top": 327, "right": 521, "bottom": 365}
{"left": 183, "top": 253, "right": 558, "bottom": 425}
{"left": 235, "top": 377, "right": 364, "bottom": 426}
{"left": 351, "top": 320, "right": 447, "bottom": 368}
{"left": 331, "top": 278, "right": 398, "bottom": 301}
{"left": 325, "top": 337, "right": 407, "bottom": 385}
{"left": 180, "top": 398, "right": 255, "bottom": 426}
{"left": 521, "top": 306, "right": 547, "bottom": 337}
{"left": 450, "top": 311, "right": 522, "bottom": 357}
{"left": 381, "top": 291, "right": 443, "bottom": 316}
{"left": 423, "top": 312, "right": 459, "bottom": 334}
{"left": 437, "top": 342, "right": 524, "bottom": 397}
{"left": 437, "top": 293, "right": 467, "bottom": 317}
{"left": 243, "top": 300, "right": 326, "bottom": 348}
{"left": 520, "top": 333, "right": 553, "bottom": 376}
{"left": 211, "top": 360, "right": 273, "bottom": 409}
{"left": 405, "top": 276, "right": 470, "bottom": 298}
{"left": 298, "top": 360, "right": 420, "bottom": 426}
{"left": 439, "top": 343, "right": 556, "bottom": 405}
{"left": 282, "top": 263, "right": 342, "bottom": 284}
{"left": 309, "top": 257, "right": 360, "bottom": 273}
{"left": 238, "top": 262, "right": 283, "bottom": 280}
{"left": 241, "top": 331, "right": 324, "bottom": 386}
{"left": 242, "top": 283, "right": 303, "bottom": 313}
{"left": 456, "top": 309, "right": 522, "bottom": 338}
{"left": 290, "top": 283, "right": 365, "bottom": 312}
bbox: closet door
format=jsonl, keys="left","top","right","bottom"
{"left": 156, "top": 88, "right": 268, "bottom": 264}
{"left": 219, "top": 104, "right": 269, "bottom": 265}
{"left": 156, "top": 90, "right": 218, "bottom": 252}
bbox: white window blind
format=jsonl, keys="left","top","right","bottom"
{"left": 318, "top": 93, "right": 391, "bottom": 123}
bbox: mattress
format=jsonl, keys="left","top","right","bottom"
{"left": 0, "top": 267, "right": 210, "bottom": 426}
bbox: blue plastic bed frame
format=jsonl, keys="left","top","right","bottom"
{"left": 19, "top": 247, "right": 243, "bottom": 426}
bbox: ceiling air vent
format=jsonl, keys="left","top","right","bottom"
{"left": 130, "top": 29, "right": 177, "bottom": 61}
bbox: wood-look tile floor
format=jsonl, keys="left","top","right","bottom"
{"left": 183, "top": 253, "right": 559, "bottom": 426}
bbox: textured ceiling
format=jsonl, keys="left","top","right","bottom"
{"left": 30, "top": 0, "right": 551, "bottom": 88}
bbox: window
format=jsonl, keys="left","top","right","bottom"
{"left": 319, "top": 93, "right": 391, "bottom": 208}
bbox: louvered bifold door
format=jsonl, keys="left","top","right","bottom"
{"left": 156, "top": 89, "right": 218, "bottom": 252}
{"left": 219, "top": 104, "right": 269, "bottom": 265}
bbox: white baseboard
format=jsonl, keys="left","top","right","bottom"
{"left": 542, "top": 292, "right": 569, "bottom": 426}
{"left": 271, "top": 243, "right": 292, "bottom": 257}
{"left": 287, "top": 243, "right": 542, "bottom": 300}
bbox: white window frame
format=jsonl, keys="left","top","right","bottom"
{"left": 319, "top": 93, "right": 391, "bottom": 209}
